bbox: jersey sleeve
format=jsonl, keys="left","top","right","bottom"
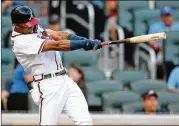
{"left": 15, "top": 35, "right": 47, "bottom": 55}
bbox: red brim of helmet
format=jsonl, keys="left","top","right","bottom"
{"left": 18, "top": 17, "right": 40, "bottom": 27}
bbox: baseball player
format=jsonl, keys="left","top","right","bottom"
{"left": 10, "top": 6, "right": 102, "bottom": 125}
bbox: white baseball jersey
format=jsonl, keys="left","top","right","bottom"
{"left": 11, "top": 26, "right": 92, "bottom": 125}
{"left": 11, "top": 26, "right": 63, "bottom": 75}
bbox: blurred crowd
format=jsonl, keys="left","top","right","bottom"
{"left": 2, "top": 0, "right": 179, "bottom": 114}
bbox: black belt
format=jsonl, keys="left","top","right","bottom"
{"left": 33, "top": 69, "right": 67, "bottom": 82}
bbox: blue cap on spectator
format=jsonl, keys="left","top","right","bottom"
{"left": 160, "top": 6, "right": 173, "bottom": 16}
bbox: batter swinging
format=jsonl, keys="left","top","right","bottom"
{"left": 10, "top": 6, "right": 102, "bottom": 125}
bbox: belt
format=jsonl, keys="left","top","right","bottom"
{"left": 33, "top": 69, "right": 67, "bottom": 82}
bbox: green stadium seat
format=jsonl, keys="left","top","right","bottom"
{"left": 2, "top": 48, "right": 15, "bottom": 81}
{"left": 2, "top": 39, "right": 5, "bottom": 48}
{"left": 155, "top": 1, "right": 179, "bottom": 9}
{"left": 2, "top": 16, "right": 12, "bottom": 27}
{"left": 173, "top": 10, "right": 179, "bottom": 21}
{"left": 102, "top": 91, "right": 140, "bottom": 112}
{"left": 2, "top": 48, "right": 15, "bottom": 68}
{"left": 86, "top": 95, "right": 101, "bottom": 107}
{"left": 168, "top": 102, "right": 179, "bottom": 113}
{"left": 133, "top": 9, "right": 160, "bottom": 36}
{"left": 84, "top": 70, "right": 105, "bottom": 82}
{"left": 2, "top": 27, "right": 12, "bottom": 48}
{"left": 118, "top": 1, "right": 148, "bottom": 32}
{"left": 2, "top": 27, "right": 11, "bottom": 40}
{"left": 2, "top": 65, "right": 13, "bottom": 73}
{"left": 32, "top": 8, "right": 41, "bottom": 17}
{"left": 39, "top": 17, "right": 48, "bottom": 28}
{"left": 130, "top": 80, "right": 167, "bottom": 96}
{"left": 85, "top": 80, "right": 123, "bottom": 106}
{"left": 2, "top": 75, "right": 13, "bottom": 91}
{"left": 112, "top": 70, "right": 148, "bottom": 84}
{"left": 122, "top": 102, "right": 143, "bottom": 113}
{"left": 164, "top": 31, "right": 179, "bottom": 65}
{"left": 157, "top": 92, "right": 179, "bottom": 106}
{"left": 165, "top": 45, "right": 179, "bottom": 65}
{"left": 63, "top": 49, "right": 98, "bottom": 69}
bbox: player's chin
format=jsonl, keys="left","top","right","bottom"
{"left": 27, "top": 27, "right": 34, "bottom": 34}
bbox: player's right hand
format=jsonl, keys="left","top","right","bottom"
{"left": 84, "top": 39, "right": 102, "bottom": 51}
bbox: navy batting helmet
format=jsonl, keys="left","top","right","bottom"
{"left": 11, "top": 6, "right": 40, "bottom": 27}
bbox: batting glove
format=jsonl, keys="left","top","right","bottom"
{"left": 84, "top": 39, "right": 102, "bottom": 51}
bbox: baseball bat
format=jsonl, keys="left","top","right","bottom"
{"left": 101, "top": 32, "right": 167, "bottom": 46}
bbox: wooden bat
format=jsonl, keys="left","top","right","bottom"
{"left": 101, "top": 32, "right": 167, "bottom": 46}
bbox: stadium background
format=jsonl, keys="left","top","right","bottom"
{"left": 1, "top": 0, "right": 179, "bottom": 125}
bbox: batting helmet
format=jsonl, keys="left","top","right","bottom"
{"left": 11, "top": 6, "right": 40, "bottom": 27}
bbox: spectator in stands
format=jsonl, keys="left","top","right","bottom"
{"left": 136, "top": 90, "right": 168, "bottom": 114}
{"left": 105, "top": 0, "right": 118, "bottom": 22}
{"left": 105, "top": 0, "right": 118, "bottom": 41}
{"left": 68, "top": 64, "right": 85, "bottom": 93}
{"left": 104, "top": 0, "right": 134, "bottom": 67}
{"left": 148, "top": 7, "right": 179, "bottom": 79}
{"left": 47, "top": 14, "right": 61, "bottom": 31}
{"left": 149, "top": 6, "right": 179, "bottom": 59}
{"left": 1, "top": 61, "right": 33, "bottom": 111}
{"left": 168, "top": 66, "right": 179, "bottom": 93}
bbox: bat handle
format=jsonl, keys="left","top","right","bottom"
{"left": 101, "top": 42, "right": 110, "bottom": 46}
{"left": 93, "top": 41, "right": 110, "bottom": 50}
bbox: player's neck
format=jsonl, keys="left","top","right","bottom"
{"left": 14, "top": 27, "right": 23, "bottom": 33}
{"left": 14, "top": 27, "right": 31, "bottom": 34}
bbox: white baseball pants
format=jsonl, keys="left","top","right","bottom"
{"left": 30, "top": 74, "right": 93, "bottom": 125}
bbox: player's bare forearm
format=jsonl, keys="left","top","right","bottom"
{"left": 42, "top": 40, "right": 71, "bottom": 52}
{"left": 41, "top": 39, "right": 101, "bottom": 52}
{"left": 168, "top": 88, "right": 179, "bottom": 93}
{"left": 46, "top": 29, "right": 69, "bottom": 41}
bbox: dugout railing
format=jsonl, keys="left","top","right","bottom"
{"left": 134, "top": 43, "right": 157, "bottom": 80}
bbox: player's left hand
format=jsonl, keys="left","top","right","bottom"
{"left": 84, "top": 39, "right": 102, "bottom": 51}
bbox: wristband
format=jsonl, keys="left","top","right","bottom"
{"left": 70, "top": 40, "right": 86, "bottom": 50}
{"left": 67, "top": 34, "right": 87, "bottom": 40}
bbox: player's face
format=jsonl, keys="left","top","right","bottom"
{"left": 160, "top": 15, "right": 173, "bottom": 27}
{"left": 143, "top": 96, "right": 158, "bottom": 113}
{"left": 23, "top": 26, "right": 34, "bottom": 34}
{"left": 68, "top": 67, "right": 82, "bottom": 83}
{"left": 17, "top": 26, "right": 34, "bottom": 34}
